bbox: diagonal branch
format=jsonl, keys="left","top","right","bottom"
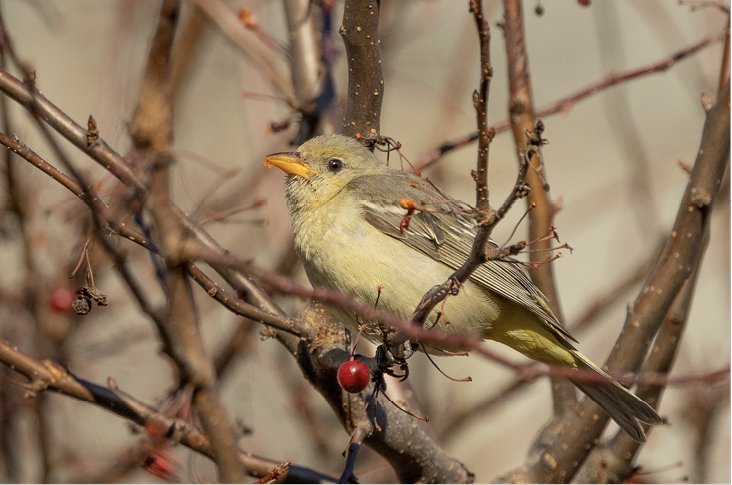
{"left": 510, "top": 79, "right": 730, "bottom": 484}
{"left": 574, "top": 261, "right": 705, "bottom": 483}
{"left": 0, "top": 339, "right": 336, "bottom": 484}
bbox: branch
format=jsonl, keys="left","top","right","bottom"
{"left": 0, "top": 339, "right": 336, "bottom": 484}
{"left": 437, "top": 237, "right": 662, "bottom": 444}
{"left": 0, "top": 129, "right": 308, "bottom": 347}
{"left": 0, "top": 64, "right": 284, "bottom": 332}
{"left": 574, "top": 261, "right": 704, "bottom": 483}
{"left": 608, "top": 81, "right": 729, "bottom": 378}
{"left": 185, "top": 262, "right": 310, "bottom": 337}
{"left": 190, "top": 0, "right": 295, "bottom": 101}
{"left": 414, "top": 31, "right": 724, "bottom": 170}
{"left": 130, "top": 2, "right": 244, "bottom": 481}
{"left": 295, "top": 304, "right": 475, "bottom": 483}
{"left": 469, "top": 0, "right": 493, "bottom": 211}
{"left": 511, "top": 79, "right": 730, "bottom": 484}
{"left": 340, "top": 0, "right": 383, "bottom": 138}
{"left": 0, "top": 7, "right": 467, "bottom": 481}
{"left": 502, "top": 0, "right": 577, "bottom": 416}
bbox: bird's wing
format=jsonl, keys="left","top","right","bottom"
{"left": 348, "top": 172, "right": 576, "bottom": 343}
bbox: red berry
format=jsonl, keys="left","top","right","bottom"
{"left": 141, "top": 447, "right": 178, "bottom": 481}
{"left": 337, "top": 359, "right": 370, "bottom": 393}
{"left": 48, "top": 287, "right": 75, "bottom": 314}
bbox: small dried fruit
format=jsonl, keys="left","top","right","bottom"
{"left": 72, "top": 296, "right": 92, "bottom": 315}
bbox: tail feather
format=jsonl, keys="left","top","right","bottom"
{"left": 570, "top": 350, "right": 663, "bottom": 442}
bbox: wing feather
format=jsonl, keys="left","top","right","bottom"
{"left": 348, "top": 173, "right": 576, "bottom": 343}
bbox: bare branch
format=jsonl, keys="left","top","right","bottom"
{"left": 574, "top": 261, "right": 704, "bottom": 483}
{"left": 191, "top": 0, "right": 295, "bottom": 101}
{"left": 130, "top": 2, "right": 244, "bottom": 481}
{"left": 0, "top": 131, "right": 154, "bottom": 250}
{"left": 340, "top": 0, "right": 383, "bottom": 138}
{"left": 0, "top": 339, "right": 336, "bottom": 483}
{"left": 469, "top": 0, "right": 493, "bottom": 211}
{"left": 296, "top": 304, "right": 475, "bottom": 483}
{"left": 502, "top": 0, "right": 577, "bottom": 416}
{"left": 414, "top": 31, "right": 725, "bottom": 170}
{"left": 511, "top": 79, "right": 730, "bottom": 485}
{"left": 0, "top": 62, "right": 283, "bottom": 333}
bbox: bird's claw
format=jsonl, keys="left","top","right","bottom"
{"left": 375, "top": 342, "right": 411, "bottom": 381}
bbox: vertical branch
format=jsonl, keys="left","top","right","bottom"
{"left": 340, "top": 0, "right": 383, "bottom": 139}
{"left": 0, "top": 48, "right": 19, "bottom": 484}
{"left": 502, "top": 0, "right": 577, "bottom": 414}
{"left": 719, "top": 24, "right": 730, "bottom": 93}
{"left": 131, "top": 1, "right": 244, "bottom": 482}
{"left": 284, "top": 0, "right": 321, "bottom": 104}
{"left": 469, "top": 0, "right": 493, "bottom": 211}
{"left": 284, "top": 0, "right": 333, "bottom": 142}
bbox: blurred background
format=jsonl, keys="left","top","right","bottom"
{"left": 0, "top": 0, "right": 728, "bottom": 482}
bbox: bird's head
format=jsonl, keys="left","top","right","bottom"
{"left": 264, "top": 134, "right": 386, "bottom": 210}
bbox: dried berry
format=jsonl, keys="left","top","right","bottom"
{"left": 72, "top": 296, "right": 92, "bottom": 315}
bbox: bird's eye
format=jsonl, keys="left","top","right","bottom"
{"left": 327, "top": 159, "right": 344, "bottom": 173}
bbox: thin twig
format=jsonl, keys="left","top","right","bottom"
{"left": 469, "top": 0, "right": 493, "bottom": 211}
{"left": 414, "top": 31, "right": 725, "bottom": 170}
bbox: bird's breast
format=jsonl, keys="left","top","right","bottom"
{"left": 291, "top": 199, "right": 501, "bottom": 341}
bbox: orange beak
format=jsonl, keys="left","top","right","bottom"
{"left": 263, "top": 152, "right": 319, "bottom": 179}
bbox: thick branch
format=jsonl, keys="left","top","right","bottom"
{"left": 131, "top": 2, "right": 244, "bottom": 481}
{"left": 512, "top": 79, "right": 730, "bottom": 484}
{"left": 503, "top": 0, "right": 577, "bottom": 417}
{"left": 296, "top": 304, "right": 475, "bottom": 484}
{"left": 340, "top": 0, "right": 383, "bottom": 138}
{"left": 574, "top": 261, "right": 704, "bottom": 483}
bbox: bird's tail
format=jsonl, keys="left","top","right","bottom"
{"left": 569, "top": 350, "right": 663, "bottom": 442}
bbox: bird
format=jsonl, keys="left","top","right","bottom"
{"left": 264, "top": 133, "right": 663, "bottom": 442}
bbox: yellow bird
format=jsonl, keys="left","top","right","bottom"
{"left": 265, "top": 134, "right": 662, "bottom": 442}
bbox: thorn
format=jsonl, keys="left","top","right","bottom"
{"left": 678, "top": 159, "right": 693, "bottom": 175}
{"left": 700, "top": 92, "right": 713, "bottom": 112}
